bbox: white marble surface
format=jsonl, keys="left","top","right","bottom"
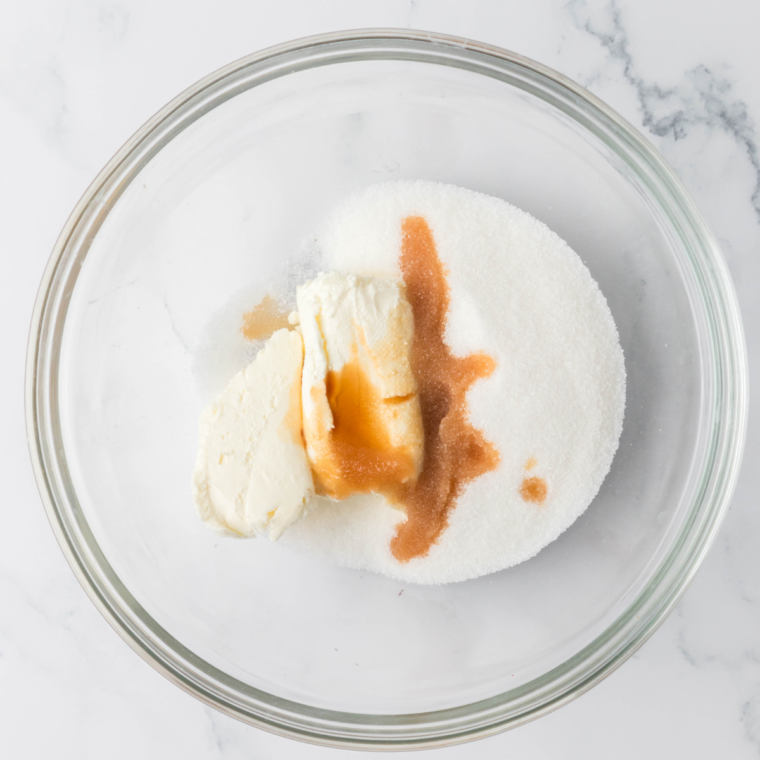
{"left": 1, "top": 0, "right": 758, "bottom": 756}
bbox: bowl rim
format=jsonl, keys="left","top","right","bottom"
{"left": 25, "top": 28, "right": 749, "bottom": 749}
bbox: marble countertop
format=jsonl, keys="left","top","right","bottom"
{"left": 2, "top": 1, "right": 758, "bottom": 757}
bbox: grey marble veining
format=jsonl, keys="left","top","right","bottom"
{"left": 1, "top": 1, "right": 758, "bottom": 758}
{"left": 569, "top": 0, "right": 760, "bottom": 219}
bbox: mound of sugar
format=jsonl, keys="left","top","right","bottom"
{"left": 281, "top": 180, "right": 626, "bottom": 584}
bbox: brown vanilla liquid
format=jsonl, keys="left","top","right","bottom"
{"left": 520, "top": 476, "right": 547, "bottom": 504}
{"left": 386, "top": 216, "right": 500, "bottom": 562}
{"left": 312, "top": 357, "right": 419, "bottom": 500}
{"left": 241, "top": 295, "right": 291, "bottom": 341}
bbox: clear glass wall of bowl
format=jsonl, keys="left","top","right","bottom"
{"left": 27, "top": 32, "right": 747, "bottom": 748}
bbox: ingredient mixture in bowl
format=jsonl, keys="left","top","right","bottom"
{"left": 192, "top": 180, "right": 626, "bottom": 584}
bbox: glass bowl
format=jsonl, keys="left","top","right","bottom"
{"left": 26, "top": 30, "right": 748, "bottom": 749}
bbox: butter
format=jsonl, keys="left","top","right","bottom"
{"left": 192, "top": 328, "right": 314, "bottom": 540}
{"left": 296, "top": 272, "right": 424, "bottom": 499}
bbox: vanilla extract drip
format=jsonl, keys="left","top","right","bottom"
{"left": 520, "top": 476, "right": 547, "bottom": 504}
{"left": 310, "top": 355, "right": 419, "bottom": 500}
{"left": 241, "top": 295, "right": 291, "bottom": 341}
{"left": 386, "top": 216, "right": 500, "bottom": 562}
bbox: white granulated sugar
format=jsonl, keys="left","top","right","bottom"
{"left": 281, "top": 180, "right": 626, "bottom": 585}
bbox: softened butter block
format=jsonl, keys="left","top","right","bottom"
{"left": 192, "top": 328, "right": 314, "bottom": 539}
{"left": 297, "top": 272, "right": 424, "bottom": 498}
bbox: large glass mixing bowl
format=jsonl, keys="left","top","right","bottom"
{"left": 26, "top": 31, "right": 747, "bottom": 749}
